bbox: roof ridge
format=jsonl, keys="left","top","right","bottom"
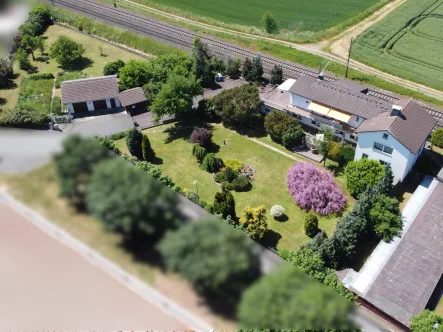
{"left": 61, "top": 75, "right": 117, "bottom": 85}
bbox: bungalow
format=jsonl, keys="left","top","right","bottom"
{"left": 261, "top": 75, "right": 439, "bottom": 183}
{"left": 61, "top": 75, "right": 121, "bottom": 114}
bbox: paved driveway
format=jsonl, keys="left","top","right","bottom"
{"left": 0, "top": 112, "right": 135, "bottom": 173}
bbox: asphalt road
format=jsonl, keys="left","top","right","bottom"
{"left": 0, "top": 202, "right": 188, "bottom": 330}
{"left": 0, "top": 112, "right": 134, "bottom": 173}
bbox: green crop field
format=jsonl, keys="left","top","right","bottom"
{"left": 121, "top": 0, "right": 388, "bottom": 42}
{"left": 352, "top": 0, "right": 443, "bottom": 91}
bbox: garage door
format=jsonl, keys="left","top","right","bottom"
{"left": 93, "top": 99, "right": 108, "bottom": 111}
{"left": 72, "top": 102, "right": 89, "bottom": 113}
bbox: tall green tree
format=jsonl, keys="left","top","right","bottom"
{"left": 261, "top": 12, "right": 278, "bottom": 34}
{"left": 53, "top": 135, "right": 112, "bottom": 209}
{"left": 103, "top": 59, "right": 125, "bottom": 76}
{"left": 370, "top": 194, "right": 402, "bottom": 242}
{"left": 125, "top": 128, "right": 143, "bottom": 159}
{"left": 21, "top": 35, "right": 39, "bottom": 60}
{"left": 15, "top": 48, "right": 30, "bottom": 70}
{"left": 264, "top": 110, "right": 301, "bottom": 143}
{"left": 157, "top": 218, "right": 259, "bottom": 294}
{"left": 211, "top": 84, "right": 261, "bottom": 128}
{"left": 374, "top": 164, "right": 394, "bottom": 196}
{"left": 119, "top": 60, "right": 151, "bottom": 90}
{"left": 150, "top": 74, "right": 203, "bottom": 122}
{"left": 226, "top": 57, "right": 241, "bottom": 78}
{"left": 270, "top": 65, "right": 283, "bottom": 85}
{"left": 238, "top": 264, "right": 354, "bottom": 329}
{"left": 192, "top": 37, "right": 212, "bottom": 86}
{"left": 242, "top": 57, "right": 253, "bottom": 81}
{"left": 86, "top": 158, "right": 179, "bottom": 241}
{"left": 142, "top": 134, "right": 155, "bottom": 161}
{"left": 316, "top": 127, "right": 334, "bottom": 166}
{"left": 49, "top": 36, "right": 85, "bottom": 69}
{"left": 250, "top": 55, "right": 264, "bottom": 82}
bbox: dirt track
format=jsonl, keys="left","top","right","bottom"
{"left": 0, "top": 203, "right": 187, "bottom": 330}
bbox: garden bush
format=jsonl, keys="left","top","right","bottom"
{"left": 239, "top": 205, "right": 268, "bottom": 240}
{"left": 49, "top": 36, "right": 85, "bottom": 69}
{"left": 304, "top": 213, "right": 319, "bottom": 237}
{"left": 142, "top": 134, "right": 155, "bottom": 161}
{"left": 286, "top": 162, "right": 347, "bottom": 215}
{"left": 410, "top": 310, "right": 443, "bottom": 332}
{"left": 28, "top": 73, "right": 55, "bottom": 80}
{"left": 270, "top": 205, "right": 284, "bottom": 218}
{"left": 327, "top": 141, "right": 343, "bottom": 162}
{"left": 0, "top": 58, "right": 13, "bottom": 88}
{"left": 282, "top": 124, "right": 305, "bottom": 150}
{"left": 232, "top": 175, "right": 252, "bottom": 192}
{"left": 0, "top": 108, "right": 50, "bottom": 129}
{"left": 95, "top": 136, "right": 115, "bottom": 150}
{"left": 338, "top": 145, "right": 356, "bottom": 167}
{"left": 345, "top": 158, "right": 385, "bottom": 197}
{"left": 213, "top": 190, "right": 236, "bottom": 219}
{"left": 184, "top": 189, "right": 200, "bottom": 204}
{"left": 103, "top": 59, "right": 125, "bottom": 76}
{"left": 430, "top": 128, "right": 443, "bottom": 148}
{"left": 214, "top": 167, "right": 237, "bottom": 183}
{"left": 201, "top": 153, "right": 224, "bottom": 173}
{"left": 125, "top": 128, "right": 143, "bottom": 159}
{"left": 192, "top": 144, "right": 207, "bottom": 163}
{"left": 190, "top": 127, "right": 213, "bottom": 148}
{"left": 224, "top": 159, "right": 244, "bottom": 171}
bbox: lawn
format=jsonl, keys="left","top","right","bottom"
{"left": 0, "top": 24, "right": 144, "bottom": 112}
{"left": 104, "top": 0, "right": 389, "bottom": 43}
{"left": 0, "top": 164, "right": 235, "bottom": 329}
{"left": 116, "top": 123, "right": 354, "bottom": 250}
{"left": 352, "top": 0, "right": 443, "bottom": 91}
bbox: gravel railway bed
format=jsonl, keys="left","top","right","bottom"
{"left": 49, "top": 0, "right": 443, "bottom": 126}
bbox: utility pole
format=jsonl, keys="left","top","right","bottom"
{"left": 345, "top": 37, "right": 353, "bottom": 78}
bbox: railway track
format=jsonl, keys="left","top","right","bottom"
{"left": 49, "top": 0, "right": 443, "bottom": 126}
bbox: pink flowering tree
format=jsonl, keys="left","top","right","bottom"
{"left": 286, "top": 162, "right": 346, "bottom": 215}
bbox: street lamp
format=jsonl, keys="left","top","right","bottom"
{"left": 193, "top": 180, "right": 198, "bottom": 196}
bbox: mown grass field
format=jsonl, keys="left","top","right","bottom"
{"left": 0, "top": 24, "right": 143, "bottom": 115}
{"left": 352, "top": 0, "right": 443, "bottom": 91}
{"left": 111, "top": 0, "right": 388, "bottom": 42}
{"left": 115, "top": 123, "right": 355, "bottom": 250}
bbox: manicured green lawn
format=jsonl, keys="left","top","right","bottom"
{"left": 0, "top": 24, "right": 143, "bottom": 112}
{"left": 117, "top": 123, "right": 354, "bottom": 250}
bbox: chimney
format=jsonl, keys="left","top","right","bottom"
{"left": 390, "top": 104, "right": 402, "bottom": 117}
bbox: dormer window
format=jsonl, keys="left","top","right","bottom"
{"left": 382, "top": 133, "right": 388, "bottom": 140}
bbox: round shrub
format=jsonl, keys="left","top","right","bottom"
{"left": 338, "top": 145, "right": 355, "bottom": 167}
{"left": 214, "top": 171, "right": 226, "bottom": 183}
{"left": 103, "top": 59, "right": 125, "bottom": 76}
{"left": 304, "top": 213, "right": 319, "bottom": 238}
{"left": 201, "top": 153, "right": 224, "bottom": 173}
{"left": 224, "top": 159, "right": 244, "bottom": 171}
{"left": 286, "top": 162, "right": 346, "bottom": 215}
{"left": 214, "top": 167, "right": 238, "bottom": 183}
{"left": 327, "top": 141, "right": 343, "bottom": 162}
{"left": 190, "top": 127, "right": 213, "bottom": 148}
{"left": 282, "top": 125, "right": 305, "bottom": 150}
{"left": 270, "top": 205, "right": 285, "bottom": 218}
{"left": 345, "top": 158, "right": 385, "bottom": 198}
{"left": 264, "top": 110, "right": 301, "bottom": 143}
{"left": 430, "top": 128, "right": 443, "bottom": 148}
{"left": 213, "top": 190, "right": 236, "bottom": 219}
{"left": 192, "top": 144, "right": 207, "bottom": 163}
{"left": 232, "top": 175, "right": 252, "bottom": 192}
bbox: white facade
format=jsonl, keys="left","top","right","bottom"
{"left": 355, "top": 130, "right": 424, "bottom": 183}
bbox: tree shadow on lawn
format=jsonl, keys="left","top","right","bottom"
{"left": 0, "top": 97, "right": 6, "bottom": 106}
{"left": 61, "top": 57, "right": 93, "bottom": 72}
{"left": 273, "top": 214, "right": 288, "bottom": 222}
{"left": 260, "top": 229, "right": 282, "bottom": 249}
{"left": 150, "top": 155, "right": 164, "bottom": 165}
{"left": 35, "top": 56, "right": 50, "bottom": 63}
{"left": 164, "top": 122, "right": 215, "bottom": 144}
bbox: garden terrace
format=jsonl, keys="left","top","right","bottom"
{"left": 115, "top": 123, "right": 354, "bottom": 250}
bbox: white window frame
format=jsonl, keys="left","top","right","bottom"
{"left": 374, "top": 142, "right": 383, "bottom": 151}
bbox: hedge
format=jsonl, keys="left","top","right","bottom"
{"left": 28, "top": 73, "right": 55, "bottom": 80}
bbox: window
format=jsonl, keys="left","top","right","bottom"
{"left": 382, "top": 133, "right": 388, "bottom": 140}
{"left": 383, "top": 145, "right": 393, "bottom": 155}
{"left": 362, "top": 153, "right": 368, "bottom": 159}
{"left": 350, "top": 134, "right": 356, "bottom": 140}
{"left": 379, "top": 160, "right": 390, "bottom": 166}
{"left": 374, "top": 142, "right": 383, "bottom": 151}
{"left": 264, "top": 108, "right": 271, "bottom": 113}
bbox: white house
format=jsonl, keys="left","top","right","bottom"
{"left": 61, "top": 75, "right": 121, "bottom": 114}
{"left": 355, "top": 99, "right": 437, "bottom": 183}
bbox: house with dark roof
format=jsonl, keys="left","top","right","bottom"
{"left": 261, "top": 75, "right": 438, "bottom": 183}
{"left": 118, "top": 87, "right": 147, "bottom": 114}
{"left": 61, "top": 75, "right": 121, "bottom": 114}
{"left": 355, "top": 99, "right": 437, "bottom": 183}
